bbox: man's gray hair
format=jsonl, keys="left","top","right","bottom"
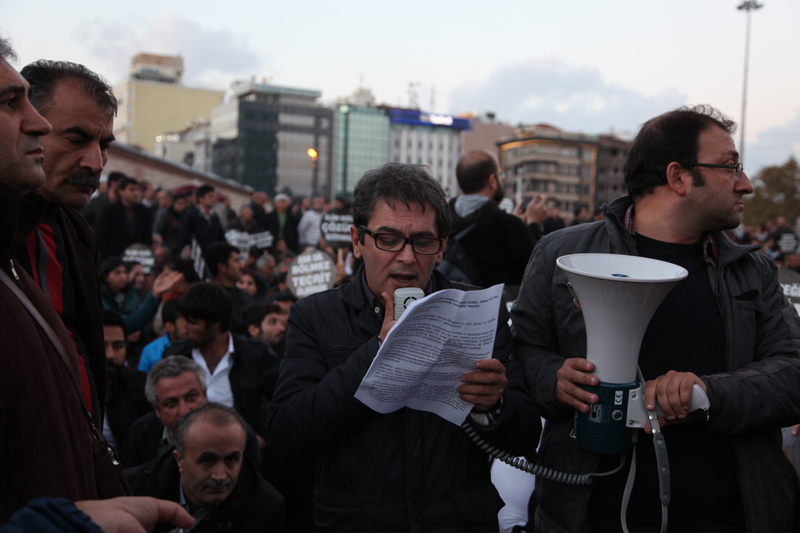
{"left": 174, "top": 402, "right": 246, "bottom": 456}
{"left": 352, "top": 163, "right": 451, "bottom": 241}
{"left": 0, "top": 37, "right": 17, "bottom": 64}
{"left": 145, "top": 356, "right": 207, "bottom": 408}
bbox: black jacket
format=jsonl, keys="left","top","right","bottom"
{"left": 512, "top": 195, "right": 800, "bottom": 533}
{"left": 126, "top": 448, "right": 284, "bottom": 533}
{"left": 265, "top": 211, "right": 299, "bottom": 253}
{"left": 120, "top": 411, "right": 262, "bottom": 470}
{"left": 95, "top": 200, "right": 153, "bottom": 261}
{"left": 449, "top": 198, "right": 534, "bottom": 288}
{"left": 164, "top": 336, "right": 280, "bottom": 438}
{"left": 267, "top": 266, "right": 541, "bottom": 532}
{"left": 105, "top": 365, "right": 152, "bottom": 450}
{"left": 178, "top": 205, "right": 225, "bottom": 253}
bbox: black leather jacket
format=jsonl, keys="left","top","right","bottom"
{"left": 512, "top": 195, "right": 800, "bottom": 533}
{"left": 267, "top": 266, "right": 541, "bottom": 532}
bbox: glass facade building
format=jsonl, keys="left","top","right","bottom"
{"left": 210, "top": 81, "right": 333, "bottom": 198}
{"left": 335, "top": 105, "right": 390, "bottom": 199}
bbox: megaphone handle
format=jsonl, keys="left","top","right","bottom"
{"left": 637, "top": 367, "right": 710, "bottom": 418}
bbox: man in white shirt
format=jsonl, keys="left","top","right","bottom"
{"left": 163, "top": 282, "right": 280, "bottom": 448}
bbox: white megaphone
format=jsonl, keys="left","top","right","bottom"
{"left": 557, "top": 253, "right": 709, "bottom": 454}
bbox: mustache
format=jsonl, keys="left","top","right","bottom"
{"left": 202, "top": 479, "right": 233, "bottom": 490}
{"left": 64, "top": 170, "right": 100, "bottom": 189}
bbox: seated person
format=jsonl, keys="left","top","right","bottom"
{"left": 164, "top": 282, "right": 280, "bottom": 447}
{"left": 102, "top": 310, "right": 152, "bottom": 453}
{"left": 126, "top": 403, "right": 284, "bottom": 533}
{"left": 138, "top": 299, "right": 184, "bottom": 372}
{"left": 122, "top": 356, "right": 260, "bottom": 469}
{"left": 242, "top": 302, "right": 287, "bottom": 357}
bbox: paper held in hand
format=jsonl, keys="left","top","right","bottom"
{"left": 354, "top": 284, "right": 504, "bottom": 426}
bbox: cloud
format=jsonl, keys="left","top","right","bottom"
{"left": 746, "top": 112, "right": 800, "bottom": 174}
{"left": 78, "top": 14, "right": 263, "bottom": 88}
{"left": 449, "top": 57, "right": 687, "bottom": 135}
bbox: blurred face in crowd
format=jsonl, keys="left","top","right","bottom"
{"left": 300, "top": 197, "right": 311, "bottom": 211}
{"left": 157, "top": 190, "right": 172, "bottom": 209}
{"left": 240, "top": 205, "right": 253, "bottom": 224}
{"left": 128, "top": 263, "right": 144, "bottom": 289}
{"left": 142, "top": 181, "right": 156, "bottom": 202}
{"left": 313, "top": 196, "right": 324, "bottom": 212}
{"left": 236, "top": 272, "right": 258, "bottom": 297}
{"left": 154, "top": 371, "right": 207, "bottom": 432}
{"left": 103, "top": 324, "right": 126, "bottom": 380}
{"left": 218, "top": 251, "right": 243, "bottom": 283}
{"left": 36, "top": 80, "right": 114, "bottom": 209}
{"left": 351, "top": 199, "right": 446, "bottom": 303}
{"left": 173, "top": 196, "right": 187, "bottom": 214}
{"left": 200, "top": 191, "right": 216, "bottom": 210}
{"left": 105, "top": 264, "right": 129, "bottom": 294}
{"left": 183, "top": 317, "right": 217, "bottom": 349}
{"left": 174, "top": 418, "right": 245, "bottom": 511}
{"left": 164, "top": 314, "right": 186, "bottom": 343}
{"left": 119, "top": 182, "right": 141, "bottom": 208}
{"left": 260, "top": 312, "right": 287, "bottom": 347}
{"left": 0, "top": 59, "right": 52, "bottom": 192}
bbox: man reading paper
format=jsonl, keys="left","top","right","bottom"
{"left": 267, "top": 163, "right": 540, "bottom": 532}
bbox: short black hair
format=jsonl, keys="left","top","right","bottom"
{"left": 456, "top": 151, "right": 498, "bottom": 194}
{"left": 352, "top": 163, "right": 450, "bottom": 240}
{"left": 241, "top": 302, "right": 283, "bottom": 337}
{"left": 98, "top": 256, "right": 126, "bottom": 282}
{"left": 624, "top": 105, "right": 737, "bottom": 200}
{"left": 268, "top": 289, "right": 297, "bottom": 305}
{"left": 102, "top": 309, "right": 126, "bottom": 334}
{"left": 196, "top": 185, "right": 214, "bottom": 199}
{"left": 21, "top": 60, "right": 117, "bottom": 116}
{"left": 204, "top": 242, "right": 239, "bottom": 277}
{"left": 178, "top": 282, "right": 232, "bottom": 332}
{"left": 108, "top": 172, "right": 126, "bottom": 185}
{"left": 165, "top": 258, "right": 200, "bottom": 284}
{"left": 162, "top": 298, "right": 180, "bottom": 326}
{"left": 117, "top": 176, "right": 139, "bottom": 191}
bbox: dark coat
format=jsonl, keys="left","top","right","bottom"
{"left": 95, "top": 199, "right": 153, "bottom": 260}
{"left": 449, "top": 198, "right": 534, "bottom": 288}
{"left": 266, "top": 210, "right": 299, "bottom": 253}
{"left": 121, "top": 411, "right": 262, "bottom": 469}
{"left": 15, "top": 204, "right": 107, "bottom": 424}
{"left": 153, "top": 207, "right": 183, "bottom": 256}
{"left": 164, "top": 336, "right": 280, "bottom": 438}
{"left": 513, "top": 195, "right": 800, "bottom": 533}
{"left": 0, "top": 189, "right": 97, "bottom": 521}
{"left": 178, "top": 205, "right": 225, "bottom": 253}
{"left": 266, "top": 266, "right": 542, "bottom": 532}
{"left": 126, "top": 449, "right": 284, "bottom": 533}
{"left": 105, "top": 365, "right": 152, "bottom": 449}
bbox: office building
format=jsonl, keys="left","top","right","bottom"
{"left": 498, "top": 124, "right": 598, "bottom": 220}
{"left": 335, "top": 104, "right": 390, "bottom": 199}
{"left": 595, "top": 134, "right": 633, "bottom": 208}
{"left": 210, "top": 80, "right": 334, "bottom": 198}
{"left": 388, "top": 109, "right": 471, "bottom": 198}
{"left": 114, "top": 53, "right": 224, "bottom": 152}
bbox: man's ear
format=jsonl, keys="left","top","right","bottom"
{"left": 173, "top": 449, "right": 185, "bottom": 475}
{"left": 666, "top": 162, "right": 689, "bottom": 196}
{"left": 435, "top": 236, "right": 449, "bottom": 265}
{"left": 350, "top": 226, "right": 363, "bottom": 259}
{"left": 247, "top": 324, "right": 259, "bottom": 339}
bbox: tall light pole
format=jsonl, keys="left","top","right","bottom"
{"left": 738, "top": 1, "right": 763, "bottom": 166}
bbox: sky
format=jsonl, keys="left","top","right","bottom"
{"left": 3, "top": 0, "right": 799, "bottom": 175}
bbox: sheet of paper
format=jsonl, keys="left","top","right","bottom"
{"left": 355, "top": 284, "right": 503, "bottom": 426}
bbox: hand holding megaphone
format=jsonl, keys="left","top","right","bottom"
{"left": 643, "top": 370, "right": 708, "bottom": 432}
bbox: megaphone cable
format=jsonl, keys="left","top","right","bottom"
{"left": 461, "top": 422, "right": 626, "bottom": 485}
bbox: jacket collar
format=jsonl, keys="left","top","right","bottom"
{"left": 0, "top": 186, "right": 48, "bottom": 261}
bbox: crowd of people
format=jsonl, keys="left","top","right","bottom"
{"left": 3, "top": 36, "right": 800, "bottom": 533}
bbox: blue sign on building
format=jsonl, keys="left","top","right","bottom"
{"left": 388, "top": 109, "right": 471, "bottom": 131}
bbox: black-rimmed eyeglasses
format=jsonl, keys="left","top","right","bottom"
{"left": 361, "top": 226, "right": 443, "bottom": 255}
{"left": 682, "top": 162, "right": 744, "bottom": 180}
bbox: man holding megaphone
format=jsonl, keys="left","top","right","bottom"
{"left": 512, "top": 105, "right": 800, "bottom": 532}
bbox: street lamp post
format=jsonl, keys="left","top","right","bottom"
{"left": 737, "top": 0, "right": 763, "bottom": 166}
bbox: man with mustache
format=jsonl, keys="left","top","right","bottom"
{"left": 17, "top": 60, "right": 117, "bottom": 427}
{"left": 267, "top": 163, "right": 540, "bottom": 532}
{"left": 127, "top": 402, "right": 285, "bottom": 532}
